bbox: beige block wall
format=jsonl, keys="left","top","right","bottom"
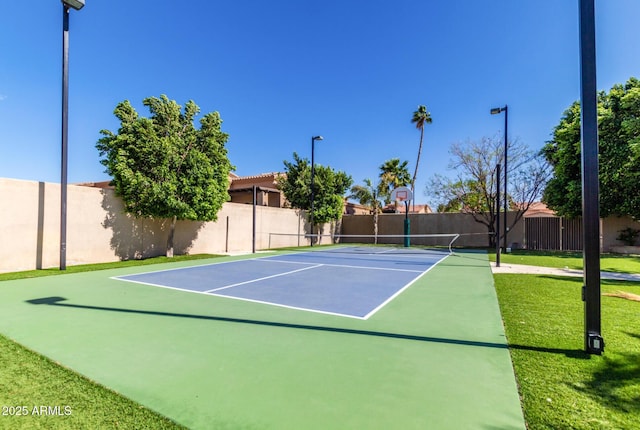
{"left": 1, "top": 179, "right": 58, "bottom": 271}
{"left": 0, "top": 178, "right": 319, "bottom": 273}
{"left": 602, "top": 215, "right": 640, "bottom": 249}
{"left": 6, "top": 177, "right": 636, "bottom": 273}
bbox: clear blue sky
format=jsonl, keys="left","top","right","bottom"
{"left": 1, "top": 1, "right": 639, "bottom": 206}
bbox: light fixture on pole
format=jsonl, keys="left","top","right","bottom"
{"left": 490, "top": 105, "right": 508, "bottom": 253}
{"left": 310, "top": 135, "right": 323, "bottom": 246}
{"left": 60, "top": 0, "right": 84, "bottom": 270}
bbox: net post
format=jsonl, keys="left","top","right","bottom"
{"left": 403, "top": 201, "right": 410, "bottom": 247}
{"left": 448, "top": 234, "right": 459, "bottom": 254}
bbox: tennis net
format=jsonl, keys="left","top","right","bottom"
{"left": 266, "top": 232, "right": 469, "bottom": 254}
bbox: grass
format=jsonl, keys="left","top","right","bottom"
{"left": 0, "top": 254, "right": 221, "bottom": 282}
{"left": 488, "top": 249, "right": 640, "bottom": 274}
{"left": 495, "top": 274, "right": 640, "bottom": 429}
{"left": 0, "top": 254, "right": 220, "bottom": 430}
{"left": 0, "top": 333, "right": 186, "bottom": 430}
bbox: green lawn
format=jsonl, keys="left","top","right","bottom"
{"left": 0, "top": 255, "right": 217, "bottom": 430}
{"left": 0, "top": 333, "right": 185, "bottom": 429}
{"left": 495, "top": 274, "right": 640, "bottom": 429}
{"left": 0, "top": 254, "right": 221, "bottom": 282}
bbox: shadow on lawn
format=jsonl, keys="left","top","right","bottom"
{"left": 507, "top": 344, "right": 590, "bottom": 359}
{"left": 574, "top": 347, "right": 640, "bottom": 413}
{"left": 26, "top": 296, "right": 512, "bottom": 350}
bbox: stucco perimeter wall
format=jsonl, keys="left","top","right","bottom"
{"left": 0, "top": 178, "right": 320, "bottom": 273}
{"left": 601, "top": 215, "right": 640, "bottom": 250}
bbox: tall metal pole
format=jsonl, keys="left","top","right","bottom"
{"left": 310, "top": 137, "right": 315, "bottom": 246}
{"left": 60, "top": 5, "right": 70, "bottom": 270}
{"left": 490, "top": 105, "right": 508, "bottom": 252}
{"left": 252, "top": 185, "right": 257, "bottom": 254}
{"left": 579, "top": 0, "right": 604, "bottom": 354}
{"left": 503, "top": 105, "right": 508, "bottom": 253}
{"left": 496, "top": 164, "right": 501, "bottom": 267}
{"left": 310, "top": 136, "right": 323, "bottom": 246}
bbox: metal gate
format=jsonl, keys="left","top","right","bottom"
{"left": 525, "top": 217, "right": 583, "bottom": 251}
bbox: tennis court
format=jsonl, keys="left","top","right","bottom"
{"left": 114, "top": 246, "right": 448, "bottom": 319}
{"left": 0, "top": 247, "right": 526, "bottom": 429}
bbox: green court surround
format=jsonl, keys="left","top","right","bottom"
{"left": 0, "top": 251, "right": 525, "bottom": 429}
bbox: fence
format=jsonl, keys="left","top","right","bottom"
{"left": 524, "top": 217, "right": 584, "bottom": 251}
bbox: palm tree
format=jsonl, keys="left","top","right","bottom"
{"left": 378, "top": 158, "right": 411, "bottom": 205}
{"left": 411, "top": 105, "right": 433, "bottom": 211}
{"left": 349, "top": 178, "right": 383, "bottom": 243}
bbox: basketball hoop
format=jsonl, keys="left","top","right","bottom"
{"left": 390, "top": 186, "right": 413, "bottom": 247}
{"left": 390, "top": 186, "right": 413, "bottom": 203}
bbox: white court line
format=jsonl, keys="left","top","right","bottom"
{"left": 111, "top": 251, "right": 450, "bottom": 320}
{"left": 362, "top": 252, "right": 450, "bottom": 320}
{"left": 204, "top": 264, "right": 323, "bottom": 293}
{"left": 263, "top": 258, "right": 424, "bottom": 273}
{"left": 110, "top": 253, "right": 286, "bottom": 280}
{"left": 205, "top": 294, "right": 368, "bottom": 320}
{"left": 113, "top": 267, "right": 369, "bottom": 320}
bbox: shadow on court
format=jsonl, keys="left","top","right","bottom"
{"left": 27, "top": 296, "right": 507, "bottom": 350}
{"left": 26, "top": 296, "right": 587, "bottom": 358}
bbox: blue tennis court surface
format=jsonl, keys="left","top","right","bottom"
{"left": 115, "top": 247, "right": 449, "bottom": 319}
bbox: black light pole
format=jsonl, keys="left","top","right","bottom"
{"left": 495, "top": 164, "right": 501, "bottom": 267}
{"left": 310, "top": 135, "right": 323, "bottom": 246}
{"left": 491, "top": 105, "right": 508, "bottom": 252}
{"left": 60, "top": 0, "right": 85, "bottom": 270}
{"left": 579, "top": 0, "right": 604, "bottom": 355}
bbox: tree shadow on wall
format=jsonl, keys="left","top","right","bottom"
{"left": 100, "top": 189, "right": 204, "bottom": 260}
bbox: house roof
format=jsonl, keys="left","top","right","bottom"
{"left": 229, "top": 172, "right": 282, "bottom": 184}
{"left": 522, "top": 202, "right": 556, "bottom": 217}
{"left": 76, "top": 172, "right": 284, "bottom": 190}
{"left": 75, "top": 180, "right": 113, "bottom": 188}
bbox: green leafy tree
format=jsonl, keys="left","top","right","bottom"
{"left": 411, "top": 105, "right": 433, "bottom": 208}
{"left": 427, "top": 136, "right": 549, "bottom": 246}
{"left": 378, "top": 158, "right": 411, "bottom": 204}
{"left": 96, "top": 95, "right": 233, "bottom": 257}
{"left": 278, "top": 152, "right": 353, "bottom": 238}
{"left": 349, "top": 178, "right": 384, "bottom": 241}
{"left": 543, "top": 77, "right": 640, "bottom": 219}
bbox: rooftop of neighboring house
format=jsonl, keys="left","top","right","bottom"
{"left": 522, "top": 201, "right": 556, "bottom": 217}
{"left": 76, "top": 174, "right": 437, "bottom": 213}
{"left": 76, "top": 172, "right": 284, "bottom": 191}
{"left": 228, "top": 172, "right": 282, "bottom": 191}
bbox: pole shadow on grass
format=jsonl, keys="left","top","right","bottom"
{"left": 26, "top": 296, "right": 512, "bottom": 350}
{"left": 570, "top": 343, "right": 640, "bottom": 413}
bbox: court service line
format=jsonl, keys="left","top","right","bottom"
{"left": 206, "top": 294, "right": 368, "bottom": 320}
{"left": 263, "top": 258, "right": 424, "bottom": 273}
{"left": 204, "top": 264, "right": 324, "bottom": 293}
{"left": 362, "top": 252, "right": 450, "bottom": 320}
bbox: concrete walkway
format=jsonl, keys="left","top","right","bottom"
{"left": 490, "top": 262, "right": 640, "bottom": 282}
